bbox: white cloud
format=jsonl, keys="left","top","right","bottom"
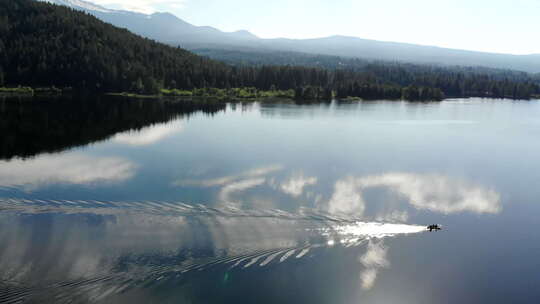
{"left": 325, "top": 173, "right": 501, "bottom": 216}
{"left": 0, "top": 153, "right": 136, "bottom": 190}
{"left": 327, "top": 177, "right": 366, "bottom": 215}
{"left": 90, "top": 0, "right": 187, "bottom": 14}
{"left": 360, "top": 241, "right": 389, "bottom": 268}
{"left": 359, "top": 241, "right": 389, "bottom": 290}
{"left": 280, "top": 173, "right": 317, "bottom": 197}
{"left": 113, "top": 121, "right": 183, "bottom": 146}
{"left": 360, "top": 268, "right": 378, "bottom": 290}
{"left": 358, "top": 173, "right": 501, "bottom": 214}
{"left": 172, "top": 165, "right": 282, "bottom": 187}
{"left": 172, "top": 165, "right": 284, "bottom": 207}
{"left": 219, "top": 178, "right": 266, "bottom": 203}
{"left": 375, "top": 210, "right": 409, "bottom": 223}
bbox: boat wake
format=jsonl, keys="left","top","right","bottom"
{"left": 0, "top": 198, "right": 427, "bottom": 303}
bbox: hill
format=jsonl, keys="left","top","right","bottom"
{"left": 39, "top": 0, "right": 540, "bottom": 73}
{"left": 0, "top": 0, "right": 240, "bottom": 93}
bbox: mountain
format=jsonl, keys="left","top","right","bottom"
{"left": 41, "top": 0, "right": 113, "bottom": 12}
{"left": 38, "top": 0, "right": 259, "bottom": 45}
{"left": 262, "top": 36, "right": 540, "bottom": 74}
{"left": 39, "top": 0, "right": 540, "bottom": 73}
{"left": 3, "top": 0, "right": 539, "bottom": 101}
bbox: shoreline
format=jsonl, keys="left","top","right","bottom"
{"left": 0, "top": 86, "right": 67, "bottom": 97}
{"left": 2, "top": 87, "right": 537, "bottom": 102}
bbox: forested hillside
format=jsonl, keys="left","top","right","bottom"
{"left": 1, "top": 0, "right": 539, "bottom": 100}
{"left": 0, "top": 0, "right": 233, "bottom": 93}
{"left": 40, "top": 0, "right": 540, "bottom": 73}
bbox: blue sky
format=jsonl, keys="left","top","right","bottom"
{"left": 90, "top": 0, "right": 540, "bottom": 55}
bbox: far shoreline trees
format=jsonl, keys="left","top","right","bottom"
{"left": 1, "top": 0, "right": 538, "bottom": 101}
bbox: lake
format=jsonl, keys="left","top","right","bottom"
{"left": 1, "top": 96, "right": 539, "bottom": 303}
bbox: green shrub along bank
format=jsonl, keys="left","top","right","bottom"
{"left": 111, "top": 87, "right": 294, "bottom": 100}
{"left": 0, "top": 87, "right": 34, "bottom": 94}
{"left": 190, "top": 87, "right": 294, "bottom": 99}
{"left": 0, "top": 86, "right": 65, "bottom": 95}
{"left": 109, "top": 85, "right": 445, "bottom": 102}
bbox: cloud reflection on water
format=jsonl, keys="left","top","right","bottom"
{"left": 359, "top": 241, "right": 390, "bottom": 290}
{"left": 173, "top": 165, "right": 285, "bottom": 207}
{"left": 328, "top": 176, "right": 366, "bottom": 215}
{"left": 173, "top": 165, "right": 283, "bottom": 187}
{"left": 0, "top": 153, "right": 137, "bottom": 191}
{"left": 173, "top": 166, "right": 501, "bottom": 220}
{"left": 360, "top": 173, "right": 501, "bottom": 214}
{"left": 279, "top": 173, "right": 318, "bottom": 197}
{"left": 219, "top": 177, "right": 267, "bottom": 203}
{"left": 325, "top": 173, "right": 501, "bottom": 216}
{"left": 112, "top": 120, "right": 184, "bottom": 146}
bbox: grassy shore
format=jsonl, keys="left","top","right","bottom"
{"left": 106, "top": 92, "right": 161, "bottom": 99}
{"left": 0, "top": 87, "right": 34, "bottom": 95}
{"left": 108, "top": 87, "right": 295, "bottom": 101}
{"left": 0, "top": 86, "right": 65, "bottom": 96}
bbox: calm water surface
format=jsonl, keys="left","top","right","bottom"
{"left": 1, "top": 96, "right": 539, "bottom": 303}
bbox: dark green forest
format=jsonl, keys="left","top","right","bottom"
{"left": 1, "top": 0, "right": 539, "bottom": 100}
{"left": 195, "top": 48, "right": 540, "bottom": 99}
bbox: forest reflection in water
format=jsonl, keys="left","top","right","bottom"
{"left": 0, "top": 95, "right": 226, "bottom": 160}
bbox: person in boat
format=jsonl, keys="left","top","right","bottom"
{"left": 427, "top": 224, "right": 442, "bottom": 231}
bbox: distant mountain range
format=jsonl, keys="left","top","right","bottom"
{"left": 40, "top": 0, "right": 540, "bottom": 73}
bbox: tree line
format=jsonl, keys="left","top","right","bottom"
{"left": 1, "top": 0, "right": 538, "bottom": 101}
{"left": 195, "top": 48, "right": 540, "bottom": 100}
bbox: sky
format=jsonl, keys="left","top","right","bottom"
{"left": 89, "top": 0, "right": 540, "bottom": 55}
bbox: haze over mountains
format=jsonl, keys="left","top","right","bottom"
{"left": 40, "top": 0, "right": 540, "bottom": 73}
